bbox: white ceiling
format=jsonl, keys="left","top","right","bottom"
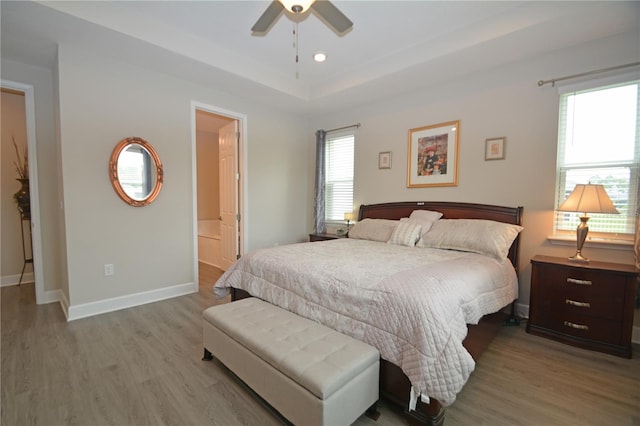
{"left": 2, "top": 1, "right": 639, "bottom": 114}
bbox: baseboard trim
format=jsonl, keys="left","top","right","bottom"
{"left": 59, "top": 291, "right": 70, "bottom": 319}
{"left": 40, "top": 288, "right": 62, "bottom": 304}
{"left": 66, "top": 282, "right": 197, "bottom": 321}
{"left": 514, "top": 302, "right": 530, "bottom": 320}
{"left": 1, "top": 272, "right": 35, "bottom": 287}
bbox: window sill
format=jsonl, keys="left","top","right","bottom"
{"left": 547, "top": 235, "right": 633, "bottom": 251}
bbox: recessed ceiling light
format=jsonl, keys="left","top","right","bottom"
{"left": 313, "top": 52, "right": 327, "bottom": 62}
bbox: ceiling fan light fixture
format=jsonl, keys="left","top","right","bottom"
{"left": 252, "top": 0, "right": 352, "bottom": 40}
{"left": 313, "top": 52, "right": 327, "bottom": 62}
{"left": 279, "top": 0, "right": 315, "bottom": 14}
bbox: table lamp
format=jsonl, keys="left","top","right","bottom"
{"left": 558, "top": 183, "right": 619, "bottom": 262}
{"left": 344, "top": 212, "right": 354, "bottom": 236}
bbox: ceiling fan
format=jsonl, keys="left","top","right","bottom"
{"left": 252, "top": 0, "right": 353, "bottom": 35}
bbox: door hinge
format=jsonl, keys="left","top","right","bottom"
{"left": 236, "top": 213, "right": 241, "bottom": 221}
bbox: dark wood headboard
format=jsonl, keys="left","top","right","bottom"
{"left": 358, "top": 201, "right": 524, "bottom": 268}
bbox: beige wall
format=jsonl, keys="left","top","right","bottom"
{"left": 311, "top": 31, "right": 638, "bottom": 310}
{"left": 55, "top": 43, "right": 310, "bottom": 309}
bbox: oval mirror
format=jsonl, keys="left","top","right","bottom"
{"left": 109, "top": 137, "right": 163, "bottom": 207}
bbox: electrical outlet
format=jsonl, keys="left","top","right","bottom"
{"left": 104, "top": 264, "right": 114, "bottom": 276}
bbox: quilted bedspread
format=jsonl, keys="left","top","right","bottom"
{"left": 213, "top": 238, "right": 518, "bottom": 407}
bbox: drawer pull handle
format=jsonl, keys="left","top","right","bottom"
{"left": 565, "top": 299, "right": 591, "bottom": 308}
{"left": 567, "top": 278, "right": 592, "bottom": 286}
{"left": 564, "top": 321, "right": 589, "bottom": 331}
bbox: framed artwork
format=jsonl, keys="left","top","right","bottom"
{"left": 378, "top": 151, "right": 391, "bottom": 169}
{"left": 407, "top": 120, "right": 459, "bottom": 188}
{"left": 485, "top": 137, "right": 506, "bottom": 160}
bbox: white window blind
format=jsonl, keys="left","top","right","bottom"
{"left": 325, "top": 133, "right": 354, "bottom": 221}
{"left": 554, "top": 80, "right": 640, "bottom": 238}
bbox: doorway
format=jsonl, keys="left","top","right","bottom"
{"left": 0, "top": 81, "right": 45, "bottom": 303}
{"left": 192, "top": 102, "right": 245, "bottom": 289}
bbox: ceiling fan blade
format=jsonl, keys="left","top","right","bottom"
{"left": 311, "top": 1, "right": 353, "bottom": 34}
{"left": 251, "top": 1, "right": 284, "bottom": 34}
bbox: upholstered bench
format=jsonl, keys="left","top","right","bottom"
{"left": 202, "top": 297, "right": 380, "bottom": 426}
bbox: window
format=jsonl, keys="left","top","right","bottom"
{"left": 554, "top": 79, "right": 639, "bottom": 239}
{"left": 325, "top": 133, "right": 354, "bottom": 222}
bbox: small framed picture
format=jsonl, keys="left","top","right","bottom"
{"left": 485, "top": 137, "right": 506, "bottom": 160}
{"left": 379, "top": 151, "right": 391, "bottom": 169}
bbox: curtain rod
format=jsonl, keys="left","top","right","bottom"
{"left": 326, "top": 123, "right": 361, "bottom": 133}
{"left": 537, "top": 62, "right": 640, "bottom": 87}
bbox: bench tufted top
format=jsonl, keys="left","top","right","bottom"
{"left": 203, "top": 297, "right": 379, "bottom": 399}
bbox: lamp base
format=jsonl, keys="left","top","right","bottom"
{"left": 569, "top": 215, "right": 590, "bottom": 263}
{"left": 568, "top": 252, "right": 589, "bottom": 263}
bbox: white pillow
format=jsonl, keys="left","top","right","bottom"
{"left": 348, "top": 219, "right": 399, "bottom": 242}
{"left": 406, "top": 209, "right": 443, "bottom": 238}
{"left": 417, "top": 219, "right": 523, "bottom": 261}
{"left": 388, "top": 221, "right": 422, "bottom": 247}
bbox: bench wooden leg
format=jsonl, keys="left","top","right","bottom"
{"left": 202, "top": 348, "right": 213, "bottom": 361}
{"left": 366, "top": 402, "right": 380, "bottom": 421}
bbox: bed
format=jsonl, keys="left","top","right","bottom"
{"left": 213, "top": 201, "right": 523, "bottom": 426}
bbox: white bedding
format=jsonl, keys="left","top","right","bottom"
{"left": 213, "top": 238, "right": 518, "bottom": 407}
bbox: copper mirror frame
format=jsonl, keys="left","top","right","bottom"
{"left": 109, "top": 137, "right": 164, "bottom": 207}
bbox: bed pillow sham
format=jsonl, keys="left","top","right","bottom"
{"left": 417, "top": 218, "right": 523, "bottom": 261}
{"left": 404, "top": 209, "right": 443, "bottom": 241}
{"left": 348, "top": 218, "right": 399, "bottom": 242}
{"left": 408, "top": 209, "right": 443, "bottom": 231}
{"left": 388, "top": 221, "right": 422, "bottom": 247}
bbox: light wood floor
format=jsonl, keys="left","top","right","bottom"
{"left": 2, "top": 274, "right": 639, "bottom": 426}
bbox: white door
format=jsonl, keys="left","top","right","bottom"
{"left": 219, "top": 120, "right": 239, "bottom": 270}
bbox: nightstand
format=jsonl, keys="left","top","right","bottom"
{"left": 527, "top": 255, "right": 638, "bottom": 358}
{"left": 308, "top": 233, "right": 346, "bottom": 242}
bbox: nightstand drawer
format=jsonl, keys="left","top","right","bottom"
{"left": 535, "top": 286, "right": 625, "bottom": 321}
{"left": 538, "top": 263, "right": 628, "bottom": 299}
{"left": 534, "top": 311, "right": 622, "bottom": 345}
